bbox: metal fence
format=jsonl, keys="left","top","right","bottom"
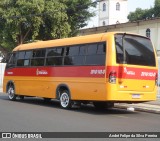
{"left": 0, "top": 63, "right": 6, "bottom": 88}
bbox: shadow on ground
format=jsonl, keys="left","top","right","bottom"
{"left": 0, "top": 93, "right": 137, "bottom": 115}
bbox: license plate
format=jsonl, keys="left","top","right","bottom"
{"left": 132, "top": 94, "right": 141, "bottom": 99}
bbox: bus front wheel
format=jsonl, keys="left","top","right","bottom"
{"left": 60, "top": 91, "right": 72, "bottom": 109}
{"left": 7, "top": 85, "right": 17, "bottom": 101}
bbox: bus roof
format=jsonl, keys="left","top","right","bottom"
{"left": 13, "top": 32, "right": 145, "bottom": 51}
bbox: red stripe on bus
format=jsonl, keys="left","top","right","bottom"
{"left": 5, "top": 66, "right": 106, "bottom": 78}
{"left": 5, "top": 66, "right": 157, "bottom": 80}
{"left": 107, "top": 66, "right": 157, "bottom": 80}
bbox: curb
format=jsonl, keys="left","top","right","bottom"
{"left": 115, "top": 104, "right": 160, "bottom": 114}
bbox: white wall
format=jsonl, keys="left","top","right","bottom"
{"left": 99, "top": 0, "right": 128, "bottom": 26}
{"left": 108, "top": 0, "right": 128, "bottom": 25}
{"left": 0, "top": 63, "right": 6, "bottom": 88}
{"left": 99, "top": 0, "right": 109, "bottom": 26}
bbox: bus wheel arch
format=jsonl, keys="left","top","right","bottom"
{"left": 6, "top": 81, "right": 17, "bottom": 101}
{"left": 56, "top": 84, "right": 72, "bottom": 109}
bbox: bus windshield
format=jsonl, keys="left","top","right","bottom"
{"left": 115, "top": 34, "right": 156, "bottom": 66}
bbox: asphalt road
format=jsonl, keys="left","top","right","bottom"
{"left": 0, "top": 92, "right": 160, "bottom": 141}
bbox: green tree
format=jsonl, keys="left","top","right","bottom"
{"left": 154, "top": 0, "right": 160, "bottom": 17}
{"left": 127, "top": 8, "right": 147, "bottom": 22}
{"left": 0, "top": 0, "right": 95, "bottom": 58}
{"left": 65, "top": 0, "right": 96, "bottom": 36}
{"left": 128, "top": 8, "right": 154, "bottom": 22}
{"left": 128, "top": 0, "right": 160, "bottom": 22}
{"left": 0, "top": 0, "right": 70, "bottom": 47}
{"left": 37, "top": 0, "right": 71, "bottom": 40}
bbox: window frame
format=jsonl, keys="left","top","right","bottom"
{"left": 17, "top": 50, "right": 32, "bottom": 67}
{"left": 6, "top": 52, "right": 18, "bottom": 69}
{"left": 31, "top": 49, "right": 46, "bottom": 66}
{"left": 9, "top": 41, "right": 106, "bottom": 68}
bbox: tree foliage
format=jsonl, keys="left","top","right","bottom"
{"left": 154, "top": 0, "right": 160, "bottom": 17}
{"left": 128, "top": 0, "right": 160, "bottom": 22}
{"left": 0, "top": 0, "right": 95, "bottom": 57}
{"left": 65, "top": 0, "right": 96, "bottom": 36}
{"left": 127, "top": 8, "right": 148, "bottom": 22}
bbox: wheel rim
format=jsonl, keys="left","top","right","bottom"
{"left": 60, "top": 92, "right": 70, "bottom": 108}
{"left": 8, "top": 87, "right": 15, "bottom": 100}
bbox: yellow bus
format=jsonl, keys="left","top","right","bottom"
{"left": 3, "top": 32, "right": 158, "bottom": 109}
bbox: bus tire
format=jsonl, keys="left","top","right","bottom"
{"left": 7, "top": 84, "right": 17, "bottom": 101}
{"left": 60, "top": 90, "right": 72, "bottom": 109}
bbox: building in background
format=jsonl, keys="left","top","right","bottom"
{"left": 98, "top": 0, "right": 128, "bottom": 26}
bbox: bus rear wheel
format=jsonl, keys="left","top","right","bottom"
{"left": 60, "top": 91, "right": 72, "bottom": 109}
{"left": 7, "top": 85, "right": 16, "bottom": 101}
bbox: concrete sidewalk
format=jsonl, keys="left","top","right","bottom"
{"left": 115, "top": 100, "right": 160, "bottom": 114}
{"left": 0, "top": 87, "right": 160, "bottom": 114}
{"left": 114, "top": 87, "right": 160, "bottom": 114}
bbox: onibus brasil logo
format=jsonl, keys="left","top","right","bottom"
{"left": 36, "top": 69, "right": 48, "bottom": 75}
{"left": 124, "top": 67, "right": 135, "bottom": 75}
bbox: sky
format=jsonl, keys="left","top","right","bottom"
{"left": 85, "top": 0, "right": 155, "bottom": 28}
{"left": 129, "top": 0, "right": 154, "bottom": 12}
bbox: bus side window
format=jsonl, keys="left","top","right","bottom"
{"left": 64, "top": 46, "right": 80, "bottom": 65}
{"left": 79, "top": 45, "right": 87, "bottom": 55}
{"left": 97, "top": 43, "right": 106, "bottom": 54}
{"left": 31, "top": 49, "right": 46, "bottom": 66}
{"left": 85, "top": 43, "right": 106, "bottom": 66}
{"left": 46, "top": 47, "right": 64, "bottom": 66}
{"left": 32, "top": 49, "right": 46, "bottom": 58}
{"left": 17, "top": 51, "right": 32, "bottom": 66}
{"left": 6, "top": 52, "right": 17, "bottom": 69}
